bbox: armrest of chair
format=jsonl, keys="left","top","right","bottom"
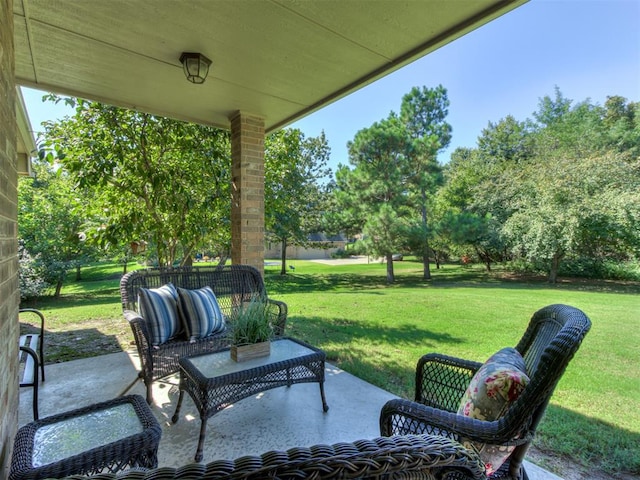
{"left": 19, "top": 308, "right": 45, "bottom": 336}
{"left": 19, "top": 345, "right": 40, "bottom": 386}
{"left": 266, "top": 298, "right": 287, "bottom": 336}
{"left": 416, "top": 353, "right": 482, "bottom": 411}
{"left": 380, "top": 397, "right": 529, "bottom": 448}
{"left": 124, "top": 310, "right": 152, "bottom": 354}
{"left": 381, "top": 398, "right": 506, "bottom": 445}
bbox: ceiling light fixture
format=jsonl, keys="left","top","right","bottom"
{"left": 179, "top": 52, "right": 212, "bottom": 84}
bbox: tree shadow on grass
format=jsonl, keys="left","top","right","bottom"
{"left": 20, "top": 320, "right": 128, "bottom": 364}
{"left": 286, "top": 314, "right": 467, "bottom": 399}
{"left": 266, "top": 270, "right": 640, "bottom": 296}
{"left": 22, "top": 291, "right": 122, "bottom": 309}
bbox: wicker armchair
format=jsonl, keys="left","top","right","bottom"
{"left": 57, "top": 434, "right": 486, "bottom": 480}
{"left": 120, "top": 265, "right": 287, "bottom": 403}
{"left": 380, "top": 304, "right": 591, "bottom": 480}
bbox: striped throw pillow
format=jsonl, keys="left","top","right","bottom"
{"left": 177, "top": 286, "right": 225, "bottom": 341}
{"left": 138, "top": 283, "right": 180, "bottom": 346}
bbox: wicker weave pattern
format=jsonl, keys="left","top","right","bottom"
{"left": 380, "top": 304, "right": 591, "bottom": 480}
{"left": 56, "top": 435, "right": 486, "bottom": 480}
{"left": 120, "top": 265, "right": 288, "bottom": 403}
{"left": 10, "top": 395, "right": 161, "bottom": 480}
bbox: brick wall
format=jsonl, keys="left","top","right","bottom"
{"left": 0, "top": 0, "right": 20, "bottom": 474}
{"left": 230, "top": 112, "right": 265, "bottom": 275}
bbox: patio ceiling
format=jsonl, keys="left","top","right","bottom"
{"left": 13, "top": 0, "right": 526, "bottom": 134}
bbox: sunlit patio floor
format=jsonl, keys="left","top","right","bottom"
{"left": 18, "top": 351, "right": 562, "bottom": 479}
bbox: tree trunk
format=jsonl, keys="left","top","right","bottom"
{"left": 55, "top": 278, "right": 63, "bottom": 298}
{"left": 215, "top": 254, "right": 229, "bottom": 271}
{"left": 474, "top": 246, "right": 491, "bottom": 272}
{"left": 422, "top": 243, "right": 432, "bottom": 279}
{"left": 548, "top": 253, "right": 561, "bottom": 283}
{"left": 75, "top": 264, "right": 81, "bottom": 281}
{"left": 122, "top": 253, "right": 130, "bottom": 275}
{"left": 420, "top": 189, "right": 432, "bottom": 280}
{"left": 280, "top": 238, "right": 287, "bottom": 275}
{"left": 386, "top": 253, "right": 395, "bottom": 283}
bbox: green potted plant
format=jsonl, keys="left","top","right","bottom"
{"left": 228, "top": 297, "right": 273, "bottom": 362}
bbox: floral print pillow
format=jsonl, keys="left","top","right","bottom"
{"left": 457, "top": 347, "right": 530, "bottom": 475}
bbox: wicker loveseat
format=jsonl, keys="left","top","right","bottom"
{"left": 58, "top": 434, "right": 486, "bottom": 480}
{"left": 120, "top": 265, "right": 287, "bottom": 403}
{"left": 380, "top": 304, "right": 591, "bottom": 480}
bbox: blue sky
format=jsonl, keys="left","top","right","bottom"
{"left": 22, "top": 0, "right": 640, "bottom": 172}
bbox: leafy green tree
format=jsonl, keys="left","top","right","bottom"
{"left": 477, "top": 115, "right": 534, "bottom": 167}
{"left": 41, "top": 96, "right": 231, "bottom": 267}
{"left": 18, "top": 158, "right": 98, "bottom": 296}
{"left": 265, "top": 129, "right": 332, "bottom": 274}
{"left": 438, "top": 89, "right": 640, "bottom": 281}
{"left": 603, "top": 95, "right": 640, "bottom": 158}
{"left": 340, "top": 113, "right": 412, "bottom": 283}
{"left": 502, "top": 151, "right": 640, "bottom": 282}
{"left": 436, "top": 147, "right": 508, "bottom": 270}
{"left": 532, "top": 86, "right": 573, "bottom": 127}
{"left": 498, "top": 89, "right": 639, "bottom": 281}
{"left": 323, "top": 168, "right": 366, "bottom": 241}
{"left": 400, "top": 85, "right": 450, "bottom": 279}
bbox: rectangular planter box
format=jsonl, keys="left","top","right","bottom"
{"left": 230, "top": 341, "right": 271, "bottom": 362}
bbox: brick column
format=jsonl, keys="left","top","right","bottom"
{"left": 0, "top": 0, "right": 21, "bottom": 475}
{"left": 229, "top": 112, "right": 265, "bottom": 276}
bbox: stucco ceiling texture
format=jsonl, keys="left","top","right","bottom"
{"left": 13, "top": 0, "right": 526, "bottom": 133}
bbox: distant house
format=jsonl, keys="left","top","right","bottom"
{"left": 265, "top": 233, "right": 348, "bottom": 260}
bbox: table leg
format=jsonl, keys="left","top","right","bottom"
{"left": 195, "top": 418, "right": 207, "bottom": 462}
{"left": 319, "top": 381, "right": 329, "bottom": 412}
{"left": 171, "top": 390, "right": 185, "bottom": 424}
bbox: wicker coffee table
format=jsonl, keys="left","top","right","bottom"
{"left": 10, "top": 395, "right": 161, "bottom": 480}
{"left": 172, "top": 337, "right": 329, "bottom": 462}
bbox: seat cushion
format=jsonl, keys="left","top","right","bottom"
{"left": 138, "top": 283, "right": 180, "bottom": 346}
{"left": 177, "top": 286, "right": 226, "bottom": 341}
{"left": 457, "top": 347, "right": 530, "bottom": 475}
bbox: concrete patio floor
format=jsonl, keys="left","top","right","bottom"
{"left": 18, "top": 351, "right": 563, "bottom": 479}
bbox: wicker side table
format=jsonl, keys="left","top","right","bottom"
{"left": 10, "top": 395, "right": 161, "bottom": 480}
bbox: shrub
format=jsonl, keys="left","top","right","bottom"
{"left": 18, "top": 242, "right": 49, "bottom": 300}
{"left": 331, "top": 248, "right": 351, "bottom": 259}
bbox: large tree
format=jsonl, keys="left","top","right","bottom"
{"left": 440, "top": 89, "right": 640, "bottom": 282}
{"left": 41, "top": 96, "right": 231, "bottom": 267}
{"left": 339, "top": 113, "right": 412, "bottom": 283}
{"left": 400, "top": 85, "right": 451, "bottom": 279}
{"left": 436, "top": 144, "right": 511, "bottom": 271}
{"left": 264, "top": 129, "right": 332, "bottom": 274}
{"left": 18, "top": 158, "right": 99, "bottom": 296}
{"left": 502, "top": 151, "right": 640, "bottom": 282}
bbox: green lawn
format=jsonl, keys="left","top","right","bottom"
{"left": 21, "top": 259, "right": 640, "bottom": 476}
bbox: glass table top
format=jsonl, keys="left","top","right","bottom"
{"left": 188, "top": 339, "right": 318, "bottom": 378}
{"left": 32, "top": 403, "right": 143, "bottom": 467}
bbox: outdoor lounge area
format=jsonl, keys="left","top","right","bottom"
{"left": 8, "top": 1, "right": 599, "bottom": 479}
{"left": 17, "top": 350, "right": 562, "bottom": 479}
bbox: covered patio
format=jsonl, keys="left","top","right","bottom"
{"left": 3, "top": 0, "right": 538, "bottom": 477}
{"left": 17, "top": 351, "right": 560, "bottom": 479}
